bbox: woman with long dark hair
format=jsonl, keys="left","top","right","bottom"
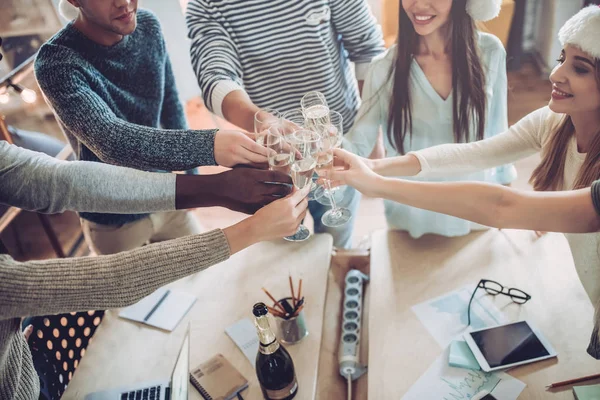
{"left": 344, "top": 0, "right": 514, "bottom": 238}
{"left": 327, "top": 5, "right": 600, "bottom": 359}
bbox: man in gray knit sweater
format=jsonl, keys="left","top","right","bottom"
{"left": 35, "top": 0, "right": 276, "bottom": 255}
{"left": 0, "top": 141, "right": 309, "bottom": 400}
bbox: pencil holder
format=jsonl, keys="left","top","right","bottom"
{"left": 273, "top": 297, "right": 308, "bottom": 344}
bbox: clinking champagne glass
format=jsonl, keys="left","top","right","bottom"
{"left": 301, "top": 91, "right": 330, "bottom": 133}
{"left": 265, "top": 127, "right": 317, "bottom": 241}
{"left": 290, "top": 129, "right": 320, "bottom": 194}
{"left": 281, "top": 109, "right": 322, "bottom": 202}
{"left": 314, "top": 110, "right": 344, "bottom": 206}
{"left": 285, "top": 129, "right": 320, "bottom": 241}
{"left": 281, "top": 109, "right": 305, "bottom": 130}
{"left": 316, "top": 129, "right": 352, "bottom": 228}
{"left": 301, "top": 92, "right": 331, "bottom": 203}
{"left": 266, "top": 126, "right": 293, "bottom": 175}
{"left": 255, "top": 108, "right": 281, "bottom": 146}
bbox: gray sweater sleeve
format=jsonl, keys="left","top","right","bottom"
{"left": 0, "top": 229, "right": 230, "bottom": 319}
{"left": 0, "top": 141, "right": 176, "bottom": 214}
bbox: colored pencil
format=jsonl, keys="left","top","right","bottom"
{"left": 546, "top": 373, "right": 600, "bottom": 389}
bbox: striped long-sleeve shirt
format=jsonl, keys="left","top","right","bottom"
{"left": 186, "top": 0, "right": 385, "bottom": 132}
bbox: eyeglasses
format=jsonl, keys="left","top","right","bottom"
{"left": 467, "top": 279, "right": 531, "bottom": 325}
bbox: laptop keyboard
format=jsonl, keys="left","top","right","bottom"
{"left": 121, "top": 385, "right": 162, "bottom": 400}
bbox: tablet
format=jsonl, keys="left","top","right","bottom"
{"left": 463, "top": 320, "right": 557, "bottom": 372}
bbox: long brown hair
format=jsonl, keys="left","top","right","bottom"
{"left": 530, "top": 59, "right": 600, "bottom": 191}
{"left": 387, "top": 0, "right": 487, "bottom": 154}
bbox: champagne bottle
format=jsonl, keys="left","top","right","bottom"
{"left": 253, "top": 302, "right": 298, "bottom": 400}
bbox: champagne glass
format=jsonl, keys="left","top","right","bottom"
{"left": 314, "top": 110, "right": 345, "bottom": 205}
{"left": 316, "top": 127, "right": 352, "bottom": 228}
{"left": 301, "top": 91, "right": 330, "bottom": 133}
{"left": 300, "top": 91, "right": 328, "bottom": 111}
{"left": 282, "top": 109, "right": 322, "bottom": 201}
{"left": 301, "top": 92, "right": 330, "bottom": 201}
{"left": 281, "top": 109, "right": 305, "bottom": 130}
{"left": 265, "top": 127, "right": 293, "bottom": 176}
{"left": 290, "top": 129, "right": 320, "bottom": 198}
{"left": 286, "top": 129, "right": 320, "bottom": 241}
{"left": 255, "top": 108, "right": 281, "bottom": 146}
{"left": 265, "top": 128, "right": 318, "bottom": 241}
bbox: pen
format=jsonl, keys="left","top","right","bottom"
{"left": 144, "top": 289, "right": 170, "bottom": 322}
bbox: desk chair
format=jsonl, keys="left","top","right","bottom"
{"left": 1, "top": 115, "right": 104, "bottom": 398}
{"left": 0, "top": 115, "right": 83, "bottom": 258}
{"left": 25, "top": 311, "right": 106, "bottom": 400}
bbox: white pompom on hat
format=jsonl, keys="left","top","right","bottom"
{"left": 466, "top": 0, "right": 502, "bottom": 22}
{"left": 558, "top": 5, "right": 600, "bottom": 60}
{"left": 58, "top": 0, "right": 80, "bottom": 20}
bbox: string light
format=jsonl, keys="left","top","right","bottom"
{"left": 7, "top": 82, "right": 37, "bottom": 104}
{"left": 0, "top": 41, "right": 38, "bottom": 105}
{"left": 20, "top": 88, "right": 37, "bottom": 104}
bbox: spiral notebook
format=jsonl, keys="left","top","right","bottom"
{"left": 190, "top": 354, "right": 249, "bottom": 400}
{"left": 118, "top": 288, "right": 196, "bottom": 331}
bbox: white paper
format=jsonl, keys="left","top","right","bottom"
{"left": 119, "top": 288, "right": 196, "bottom": 332}
{"left": 225, "top": 318, "right": 259, "bottom": 367}
{"left": 403, "top": 348, "right": 526, "bottom": 400}
{"left": 412, "top": 284, "right": 508, "bottom": 348}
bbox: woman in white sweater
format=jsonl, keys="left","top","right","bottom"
{"left": 325, "top": 5, "right": 600, "bottom": 359}
{"left": 343, "top": 0, "right": 515, "bottom": 238}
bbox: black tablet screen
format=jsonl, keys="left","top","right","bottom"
{"left": 469, "top": 321, "right": 550, "bottom": 368}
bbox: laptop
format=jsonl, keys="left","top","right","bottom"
{"left": 86, "top": 329, "right": 190, "bottom": 400}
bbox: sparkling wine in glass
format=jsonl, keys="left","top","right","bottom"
{"left": 303, "top": 104, "right": 330, "bottom": 134}
{"left": 301, "top": 91, "right": 330, "bottom": 134}
{"left": 291, "top": 158, "right": 317, "bottom": 190}
{"left": 300, "top": 91, "right": 328, "bottom": 112}
{"left": 316, "top": 131, "right": 352, "bottom": 228}
{"left": 315, "top": 110, "right": 344, "bottom": 205}
{"left": 269, "top": 153, "right": 293, "bottom": 175}
{"left": 265, "top": 128, "right": 316, "bottom": 242}
{"left": 281, "top": 109, "right": 322, "bottom": 201}
{"left": 255, "top": 108, "right": 281, "bottom": 146}
{"left": 283, "top": 129, "right": 320, "bottom": 241}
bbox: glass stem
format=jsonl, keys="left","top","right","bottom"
{"left": 325, "top": 179, "right": 338, "bottom": 211}
{"left": 293, "top": 179, "right": 304, "bottom": 233}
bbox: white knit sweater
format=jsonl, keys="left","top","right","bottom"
{"left": 412, "top": 106, "right": 599, "bottom": 307}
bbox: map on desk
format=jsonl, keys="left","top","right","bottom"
{"left": 402, "top": 347, "right": 526, "bottom": 400}
{"left": 412, "top": 284, "right": 508, "bottom": 348}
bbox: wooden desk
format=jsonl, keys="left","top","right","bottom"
{"left": 62, "top": 234, "right": 333, "bottom": 400}
{"left": 368, "top": 229, "right": 600, "bottom": 399}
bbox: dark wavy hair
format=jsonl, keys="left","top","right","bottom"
{"left": 387, "top": 0, "right": 487, "bottom": 154}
